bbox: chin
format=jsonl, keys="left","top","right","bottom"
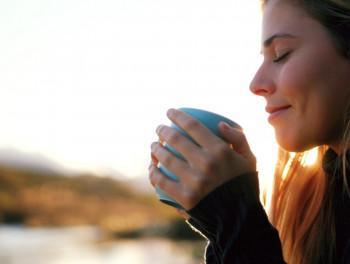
{"left": 276, "top": 134, "right": 315, "bottom": 153}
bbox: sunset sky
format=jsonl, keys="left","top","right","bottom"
{"left": 0, "top": 1, "right": 278, "bottom": 188}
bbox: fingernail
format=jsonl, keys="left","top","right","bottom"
{"left": 221, "top": 121, "right": 231, "bottom": 129}
{"left": 150, "top": 142, "right": 157, "bottom": 149}
{"left": 156, "top": 125, "right": 162, "bottom": 134}
{"left": 167, "top": 108, "right": 175, "bottom": 117}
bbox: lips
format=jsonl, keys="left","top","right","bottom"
{"left": 265, "top": 105, "right": 291, "bottom": 124}
{"left": 265, "top": 105, "right": 291, "bottom": 114}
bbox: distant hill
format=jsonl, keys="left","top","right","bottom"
{"left": 0, "top": 148, "right": 153, "bottom": 193}
{"left": 0, "top": 148, "right": 77, "bottom": 176}
{"left": 0, "top": 147, "right": 138, "bottom": 174}
{"left": 124, "top": 175, "right": 153, "bottom": 193}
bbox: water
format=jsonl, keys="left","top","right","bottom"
{"left": 0, "top": 225, "right": 206, "bottom": 264}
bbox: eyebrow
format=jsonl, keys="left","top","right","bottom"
{"left": 263, "top": 33, "right": 297, "bottom": 47}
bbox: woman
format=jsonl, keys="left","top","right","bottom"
{"left": 149, "top": 0, "right": 350, "bottom": 263}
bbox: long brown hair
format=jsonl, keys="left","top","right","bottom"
{"left": 260, "top": 0, "right": 350, "bottom": 263}
{"left": 270, "top": 147, "right": 336, "bottom": 263}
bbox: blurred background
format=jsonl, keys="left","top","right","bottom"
{"left": 0, "top": 0, "right": 278, "bottom": 263}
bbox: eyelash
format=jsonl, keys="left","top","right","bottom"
{"left": 273, "top": 52, "right": 290, "bottom": 63}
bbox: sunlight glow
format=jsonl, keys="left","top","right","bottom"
{"left": 0, "top": 1, "right": 276, "bottom": 181}
{"left": 301, "top": 148, "right": 319, "bottom": 167}
{"left": 281, "top": 148, "right": 319, "bottom": 180}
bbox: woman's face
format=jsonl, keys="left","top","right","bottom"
{"left": 250, "top": 0, "right": 350, "bottom": 152}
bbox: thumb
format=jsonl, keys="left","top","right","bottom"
{"left": 218, "top": 122, "right": 254, "bottom": 158}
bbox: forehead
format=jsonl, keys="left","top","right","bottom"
{"left": 262, "top": 0, "right": 311, "bottom": 42}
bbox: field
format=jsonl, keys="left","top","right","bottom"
{"left": 0, "top": 166, "right": 203, "bottom": 240}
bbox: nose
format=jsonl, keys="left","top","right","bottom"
{"left": 249, "top": 63, "right": 275, "bottom": 97}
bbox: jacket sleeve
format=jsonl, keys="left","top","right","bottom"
{"left": 341, "top": 239, "right": 350, "bottom": 263}
{"left": 186, "top": 172, "right": 286, "bottom": 264}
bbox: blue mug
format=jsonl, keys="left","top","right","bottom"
{"left": 155, "top": 108, "right": 242, "bottom": 210}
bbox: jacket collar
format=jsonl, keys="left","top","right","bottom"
{"left": 322, "top": 148, "right": 350, "bottom": 176}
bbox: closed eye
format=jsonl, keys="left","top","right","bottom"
{"left": 273, "top": 52, "right": 290, "bottom": 63}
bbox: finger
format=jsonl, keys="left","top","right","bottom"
{"left": 156, "top": 124, "right": 204, "bottom": 165}
{"left": 150, "top": 141, "right": 193, "bottom": 183}
{"left": 159, "top": 138, "right": 165, "bottom": 145}
{"left": 151, "top": 153, "right": 158, "bottom": 166}
{"left": 148, "top": 163, "right": 184, "bottom": 204}
{"left": 166, "top": 108, "right": 221, "bottom": 149}
{"left": 150, "top": 141, "right": 159, "bottom": 165}
{"left": 156, "top": 124, "right": 224, "bottom": 186}
{"left": 150, "top": 140, "right": 209, "bottom": 208}
{"left": 218, "top": 122, "right": 256, "bottom": 162}
{"left": 150, "top": 138, "right": 165, "bottom": 166}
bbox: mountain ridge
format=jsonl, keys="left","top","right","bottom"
{"left": 0, "top": 147, "right": 151, "bottom": 193}
{"left": 0, "top": 148, "right": 77, "bottom": 176}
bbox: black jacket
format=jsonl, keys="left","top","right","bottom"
{"left": 187, "top": 149, "right": 350, "bottom": 263}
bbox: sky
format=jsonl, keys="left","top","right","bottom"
{"left": 0, "top": 0, "right": 278, "bottom": 188}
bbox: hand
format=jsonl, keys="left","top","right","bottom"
{"left": 149, "top": 108, "right": 256, "bottom": 210}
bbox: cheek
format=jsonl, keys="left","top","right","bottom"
{"left": 278, "top": 54, "right": 331, "bottom": 101}
{"left": 272, "top": 62, "right": 331, "bottom": 151}
{"left": 273, "top": 47, "right": 350, "bottom": 150}
{"left": 277, "top": 61, "right": 306, "bottom": 96}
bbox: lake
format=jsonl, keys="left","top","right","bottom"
{"left": 0, "top": 225, "right": 206, "bottom": 264}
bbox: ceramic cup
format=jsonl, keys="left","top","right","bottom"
{"left": 155, "top": 108, "right": 242, "bottom": 210}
